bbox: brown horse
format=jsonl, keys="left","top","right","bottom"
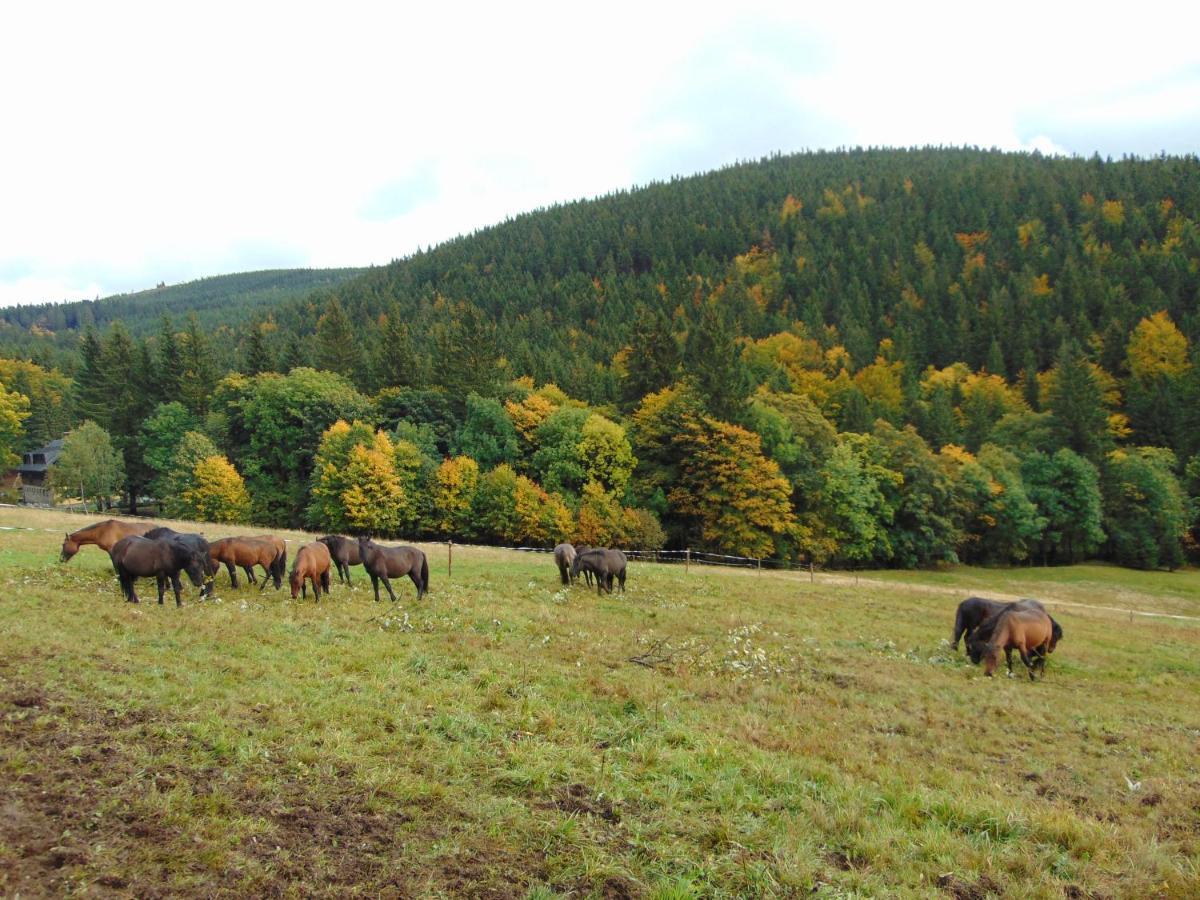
{"left": 358, "top": 536, "right": 428, "bottom": 602}
{"left": 972, "top": 606, "right": 1055, "bottom": 679}
{"left": 289, "top": 541, "right": 332, "bottom": 601}
{"left": 210, "top": 536, "right": 284, "bottom": 590}
{"left": 61, "top": 519, "right": 154, "bottom": 561}
{"left": 571, "top": 548, "right": 627, "bottom": 595}
{"left": 109, "top": 534, "right": 211, "bottom": 606}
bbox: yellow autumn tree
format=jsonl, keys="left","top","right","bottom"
{"left": 339, "top": 432, "right": 404, "bottom": 535}
{"left": 180, "top": 455, "right": 251, "bottom": 524}
{"left": 432, "top": 455, "right": 480, "bottom": 538}
{"left": 1127, "top": 311, "right": 1190, "bottom": 382}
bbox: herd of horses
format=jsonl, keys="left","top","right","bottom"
{"left": 60, "top": 519, "right": 1063, "bottom": 680}
{"left": 59, "top": 520, "right": 429, "bottom": 606}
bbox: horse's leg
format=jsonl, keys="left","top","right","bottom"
{"left": 370, "top": 573, "right": 380, "bottom": 602}
{"left": 320, "top": 570, "right": 330, "bottom": 593}
{"left": 382, "top": 575, "right": 398, "bottom": 602}
{"left": 258, "top": 564, "right": 272, "bottom": 592}
{"left": 344, "top": 562, "right": 352, "bottom": 586}
{"left": 408, "top": 570, "right": 423, "bottom": 601}
{"left": 618, "top": 569, "right": 626, "bottom": 593}
{"left": 243, "top": 565, "right": 257, "bottom": 586}
{"left": 312, "top": 573, "right": 321, "bottom": 602}
{"left": 224, "top": 561, "right": 239, "bottom": 588}
{"left": 120, "top": 572, "right": 137, "bottom": 603}
{"left": 301, "top": 578, "right": 307, "bottom": 599}
{"left": 1005, "top": 647, "right": 1014, "bottom": 677}
{"left": 157, "top": 574, "right": 167, "bottom": 605}
{"left": 171, "top": 572, "right": 183, "bottom": 607}
{"left": 1018, "top": 647, "right": 1036, "bottom": 680}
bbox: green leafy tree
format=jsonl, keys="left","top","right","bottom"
{"left": 577, "top": 413, "right": 635, "bottom": 498}
{"left": 1021, "top": 448, "right": 1105, "bottom": 564}
{"left": 530, "top": 405, "right": 591, "bottom": 498}
{"left": 809, "top": 437, "right": 896, "bottom": 566}
{"left": 138, "top": 402, "right": 201, "bottom": 496}
{"left": 49, "top": 421, "right": 124, "bottom": 510}
{"left": 472, "top": 464, "right": 520, "bottom": 544}
{"left": 307, "top": 420, "right": 378, "bottom": 531}
{"left": 1102, "top": 447, "right": 1187, "bottom": 570}
{"left": 216, "top": 368, "right": 374, "bottom": 526}
{"left": 453, "top": 393, "right": 519, "bottom": 470}
{"left": 0, "top": 359, "right": 72, "bottom": 451}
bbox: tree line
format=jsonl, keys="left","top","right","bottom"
{"left": 1, "top": 148, "right": 1198, "bottom": 568}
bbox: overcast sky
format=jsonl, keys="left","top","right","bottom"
{"left": 2, "top": 1, "right": 1198, "bottom": 308}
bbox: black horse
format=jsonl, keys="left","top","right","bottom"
{"left": 966, "top": 601, "right": 1063, "bottom": 666}
{"left": 318, "top": 535, "right": 363, "bottom": 585}
{"left": 109, "top": 534, "right": 211, "bottom": 606}
{"left": 358, "top": 537, "right": 429, "bottom": 602}
{"left": 571, "top": 548, "right": 627, "bottom": 595}
{"left": 144, "top": 527, "right": 217, "bottom": 581}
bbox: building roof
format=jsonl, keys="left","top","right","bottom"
{"left": 15, "top": 438, "right": 64, "bottom": 475}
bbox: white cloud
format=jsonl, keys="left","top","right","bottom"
{"left": 2, "top": 1, "right": 1198, "bottom": 306}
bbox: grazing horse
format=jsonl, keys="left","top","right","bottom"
{"left": 358, "top": 536, "right": 429, "bottom": 602}
{"left": 969, "top": 605, "right": 1055, "bottom": 679}
{"left": 289, "top": 541, "right": 332, "bottom": 601}
{"left": 952, "top": 597, "right": 1050, "bottom": 650}
{"left": 571, "top": 548, "right": 627, "bottom": 595}
{"left": 209, "top": 536, "right": 283, "bottom": 590}
{"left": 968, "top": 607, "right": 1062, "bottom": 668}
{"left": 109, "top": 535, "right": 211, "bottom": 606}
{"left": 553, "top": 543, "right": 576, "bottom": 585}
{"left": 144, "top": 527, "right": 217, "bottom": 586}
{"left": 61, "top": 519, "right": 154, "bottom": 561}
{"left": 318, "top": 535, "right": 363, "bottom": 585}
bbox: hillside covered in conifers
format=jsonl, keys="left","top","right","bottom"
{"left": 2, "top": 147, "right": 1199, "bottom": 569}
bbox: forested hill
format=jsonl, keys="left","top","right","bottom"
{"left": 4, "top": 147, "right": 1200, "bottom": 569}
{"left": 0, "top": 268, "right": 366, "bottom": 361}
{"left": 265, "top": 147, "right": 1200, "bottom": 401}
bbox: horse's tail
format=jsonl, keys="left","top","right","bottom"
{"left": 272, "top": 544, "right": 287, "bottom": 586}
{"left": 952, "top": 604, "right": 966, "bottom": 649}
{"left": 421, "top": 552, "right": 430, "bottom": 593}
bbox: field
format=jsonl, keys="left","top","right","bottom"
{"left": 1, "top": 507, "right": 1198, "bottom": 899}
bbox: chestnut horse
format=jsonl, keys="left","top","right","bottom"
{"left": 290, "top": 541, "right": 332, "bottom": 601}
{"left": 109, "top": 534, "right": 211, "bottom": 606}
{"left": 61, "top": 519, "right": 154, "bottom": 561}
{"left": 210, "top": 536, "right": 285, "bottom": 590}
{"left": 357, "top": 536, "right": 428, "bottom": 602}
{"left": 970, "top": 606, "right": 1055, "bottom": 679}
{"left": 953, "top": 597, "right": 1057, "bottom": 650}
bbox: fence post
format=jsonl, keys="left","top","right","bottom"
{"left": 685, "top": 548, "right": 690, "bottom": 573}
{"left": 809, "top": 561, "right": 814, "bottom": 583}
{"left": 448, "top": 540, "right": 453, "bottom": 579}
{"left": 757, "top": 557, "right": 761, "bottom": 575}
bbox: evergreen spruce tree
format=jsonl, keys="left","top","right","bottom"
{"left": 179, "top": 313, "right": 218, "bottom": 417}
{"left": 684, "top": 299, "right": 750, "bottom": 423}
{"left": 1045, "top": 339, "right": 1111, "bottom": 463}
{"left": 243, "top": 324, "right": 274, "bottom": 377}
{"left": 157, "top": 314, "right": 184, "bottom": 401}
{"left": 74, "top": 328, "right": 109, "bottom": 427}
{"left": 315, "top": 297, "right": 363, "bottom": 380}
{"left": 621, "top": 306, "right": 680, "bottom": 408}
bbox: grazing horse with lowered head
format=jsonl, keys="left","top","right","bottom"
{"left": 290, "top": 541, "right": 332, "bottom": 601}
{"left": 318, "top": 535, "right": 363, "bottom": 585}
{"left": 968, "top": 606, "right": 1062, "bottom": 669}
{"left": 553, "top": 543, "right": 576, "bottom": 585}
{"left": 969, "top": 605, "right": 1056, "bottom": 679}
{"left": 109, "top": 534, "right": 211, "bottom": 606}
{"left": 953, "top": 597, "right": 1052, "bottom": 650}
{"left": 144, "top": 527, "right": 217, "bottom": 585}
{"left": 571, "top": 548, "right": 627, "bottom": 595}
{"left": 358, "top": 536, "right": 428, "bottom": 602}
{"left": 209, "top": 536, "right": 285, "bottom": 590}
{"left": 61, "top": 519, "right": 154, "bottom": 561}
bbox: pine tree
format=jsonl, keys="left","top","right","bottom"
{"left": 157, "top": 314, "right": 184, "bottom": 400}
{"left": 621, "top": 306, "right": 680, "bottom": 408}
{"left": 243, "top": 324, "right": 274, "bottom": 377}
{"left": 179, "top": 313, "right": 218, "bottom": 417}
{"left": 1044, "top": 339, "right": 1111, "bottom": 463}
{"left": 684, "top": 299, "right": 750, "bottom": 422}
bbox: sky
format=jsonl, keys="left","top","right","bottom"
{"left": 2, "top": 1, "right": 1199, "bottom": 308}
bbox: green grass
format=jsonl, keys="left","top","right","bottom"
{"left": 2, "top": 507, "right": 1198, "bottom": 898}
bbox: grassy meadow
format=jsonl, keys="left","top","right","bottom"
{"left": 1, "top": 507, "right": 1198, "bottom": 898}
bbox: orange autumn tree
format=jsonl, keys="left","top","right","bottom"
{"left": 668, "top": 416, "right": 796, "bottom": 559}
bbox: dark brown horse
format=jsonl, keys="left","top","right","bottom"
{"left": 318, "top": 535, "right": 363, "bottom": 585}
{"left": 358, "top": 537, "right": 428, "bottom": 602}
{"left": 289, "top": 541, "right": 332, "bottom": 601}
{"left": 61, "top": 519, "right": 154, "bottom": 561}
{"left": 571, "top": 548, "right": 627, "bottom": 595}
{"left": 970, "top": 605, "right": 1055, "bottom": 679}
{"left": 144, "top": 527, "right": 217, "bottom": 584}
{"left": 953, "top": 597, "right": 1053, "bottom": 650}
{"left": 109, "top": 534, "right": 211, "bottom": 606}
{"left": 209, "top": 536, "right": 284, "bottom": 590}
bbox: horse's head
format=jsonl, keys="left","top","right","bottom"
{"left": 966, "top": 638, "right": 987, "bottom": 665}
{"left": 61, "top": 534, "right": 78, "bottom": 562}
{"left": 289, "top": 566, "right": 302, "bottom": 599}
